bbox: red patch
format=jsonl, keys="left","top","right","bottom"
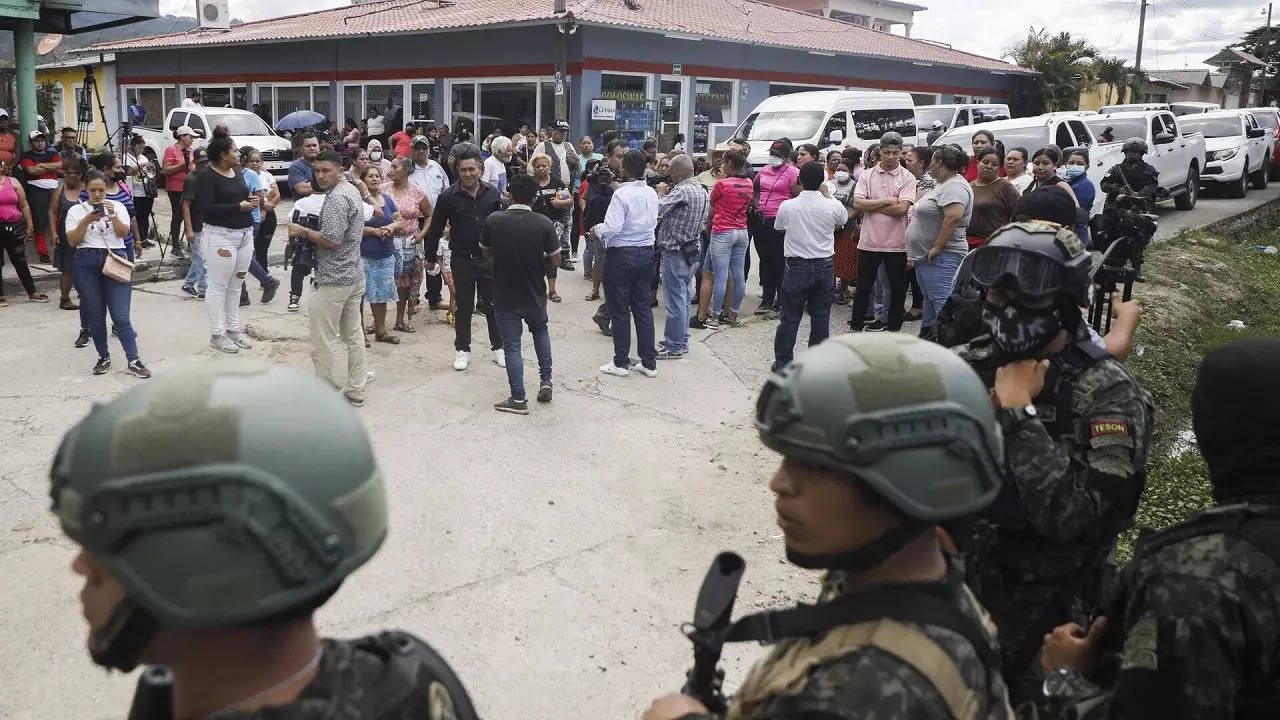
{"left": 1091, "top": 421, "right": 1130, "bottom": 437}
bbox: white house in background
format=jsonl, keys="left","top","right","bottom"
{"left": 763, "top": 0, "right": 926, "bottom": 36}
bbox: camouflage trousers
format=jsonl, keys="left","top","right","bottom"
{"left": 993, "top": 580, "right": 1077, "bottom": 707}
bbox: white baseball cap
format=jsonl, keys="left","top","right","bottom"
{"left": 0, "top": 109, "right": 8, "bottom": 118}
{"left": 175, "top": 125, "right": 195, "bottom": 138}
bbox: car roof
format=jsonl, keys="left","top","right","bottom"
{"left": 1187, "top": 109, "right": 1251, "bottom": 119}
{"left": 915, "top": 103, "right": 1007, "bottom": 109}
{"left": 754, "top": 90, "right": 914, "bottom": 112}
{"left": 1087, "top": 110, "right": 1166, "bottom": 120}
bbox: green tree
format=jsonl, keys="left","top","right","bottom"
{"left": 1093, "top": 56, "right": 1141, "bottom": 106}
{"left": 1233, "top": 24, "right": 1278, "bottom": 104}
{"left": 35, "top": 81, "right": 57, "bottom": 125}
{"left": 1005, "top": 28, "right": 1100, "bottom": 114}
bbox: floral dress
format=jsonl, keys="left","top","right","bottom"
{"left": 382, "top": 180, "right": 426, "bottom": 299}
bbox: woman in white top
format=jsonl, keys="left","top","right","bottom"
{"left": 66, "top": 169, "right": 150, "bottom": 378}
{"left": 365, "top": 107, "right": 386, "bottom": 147}
{"left": 483, "top": 135, "right": 511, "bottom": 194}
{"left": 241, "top": 147, "right": 280, "bottom": 270}
{"left": 1004, "top": 146, "right": 1034, "bottom": 194}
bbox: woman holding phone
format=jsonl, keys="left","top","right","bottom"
{"left": 196, "top": 126, "right": 259, "bottom": 353}
{"left": 66, "top": 169, "right": 150, "bottom": 378}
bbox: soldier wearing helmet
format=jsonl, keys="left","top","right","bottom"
{"left": 51, "top": 361, "right": 478, "bottom": 720}
{"left": 644, "top": 334, "right": 1014, "bottom": 720}
{"left": 953, "top": 221, "right": 1154, "bottom": 705}
{"left": 1099, "top": 137, "right": 1160, "bottom": 209}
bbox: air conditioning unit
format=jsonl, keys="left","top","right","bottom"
{"left": 198, "top": 0, "right": 230, "bottom": 30}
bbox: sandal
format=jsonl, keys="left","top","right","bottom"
{"left": 27, "top": 292, "right": 49, "bottom": 303}
{"left": 446, "top": 310, "right": 455, "bottom": 326}
{"left": 584, "top": 291, "right": 600, "bottom": 301}
{"left": 60, "top": 298, "right": 79, "bottom": 310}
{"left": 549, "top": 291, "right": 562, "bottom": 303}
{"left": 375, "top": 333, "right": 401, "bottom": 344}
{"left": 393, "top": 322, "right": 416, "bottom": 333}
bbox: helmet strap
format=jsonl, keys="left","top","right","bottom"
{"left": 785, "top": 519, "right": 930, "bottom": 571}
{"left": 89, "top": 596, "right": 159, "bottom": 672}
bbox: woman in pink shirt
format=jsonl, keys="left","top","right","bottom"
{"left": 160, "top": 126, "right": 196, "bottom": 258}
{"left": 697, "top": 150, "right": 754, "bottom": 328}
{"left": 751, "top": 138, "right": 800, "bottom": 315}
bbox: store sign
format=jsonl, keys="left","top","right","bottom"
{"left": 696, "top": 93, "right": 731, "bottom": 108}
{"left": 591, "top": 99, "right": 617, "bottom": 121}
{"left": 600, "top": 89, "right": 647, "bottom": 101}
{"left": 673, "top": 63, "right": 682, "bottom": 75}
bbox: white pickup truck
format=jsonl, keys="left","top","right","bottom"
{"left": 933, "top": 114, "right": 1123, "bottom": 218}
{"left": 1177, "top": 109, "right": 1274, "bottom": 199}
{"left": 1084, "top": 110, "right": 1206, "bottom": 210}
{"left": 134, "top": 107, "right": 295, "bottom": 181}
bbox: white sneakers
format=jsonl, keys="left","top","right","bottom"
{"left": 631, "top": 363, "right": 658, "bottom": 378}
{"left": 599, "top": 362, "right": 629, "bottom": 377}
{"left": 493, "top": 349, "right": 506, "bottom": 368}
{"left": 226, "top": 330, "right": 252, "bottom": 349}
{"left": 453, "top": 350, "right": 470, "bottom": 371}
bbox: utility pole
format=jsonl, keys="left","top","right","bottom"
{"left": 1135, "top": 0, "right": 1148, "bottom": 73}
{"left": 1264, "top": 3, "right": 1273, "bottom": 107}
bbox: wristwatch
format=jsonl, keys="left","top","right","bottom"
{"left": 997, "top": 403, "right": 1037, "bottom": 434}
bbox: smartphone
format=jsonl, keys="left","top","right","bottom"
{"left": 92, "top": 202, "right": 105, "bottom": 215}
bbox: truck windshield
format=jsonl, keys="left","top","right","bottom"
{"left": 1086, "top": 118, "right": 1145, "bottom": 142}
{"left": 943, "top": 124, "right": 1045, "bottom": 152}
{"left": 1178, "top": 117, "right": 1242, "bottom": 138}
{"left": 206, "top": 113, "right": 274, "bottom": 136}
{"left": 734, "top": 111, "right": 826, "bottom": 142}
{"left": 914, "top": 107, "right": 955, "bottom": 130}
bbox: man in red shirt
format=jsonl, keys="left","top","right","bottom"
{"left": 20, "top": 129, "right": 61, "bottom": 262}
{"left": 161, "top": 126, "right": 196, "bottom": 258}
{"left": 388, "top": 123, "right": 415, "bottom": 158}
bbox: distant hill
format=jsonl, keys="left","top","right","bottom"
{"left": 0, "top": 13, "right": 242, "bottom": 65}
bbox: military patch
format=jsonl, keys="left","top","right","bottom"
{"left": 1120, "top": 614, "right": 1158, "bottom": 671}
{"left": 1090, "top": 419, "right": 1134, "bottom": 449}
{"left": 1034, "top": 404, "right": 1058, "bottom": 423}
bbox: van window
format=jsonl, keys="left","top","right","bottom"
{"left": 914, "top": 107, "right": 956, "bottom": 130}
{"left": 954, "top": 110, "right": 969, "bottom": 127}
{"left": 820, "top": 112, "right": 847, "bottom": 146}
{"left": 972, "top": 107, "right": 1010, "bottom": 124}
{"left": 1054, "top": 123, "right": 1075, "bottom": 149}
{"left": 851, "top": 109, "right": 915, "bottom": 141}
{"left": 187, "top": 113, "right": 207, "bottom": 135}
{"left": 1067, "top": 120, "right": 1091, "bottom": 147}
{"left": 168, "top": 111, "right": 187, "bottom": 133}
{"left": 735, "top": 110, "right": 826, "bottom": 142}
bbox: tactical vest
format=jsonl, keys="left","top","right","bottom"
{"left": 353, "top": 631, "right": 479, "bottom": 720}
{"left": 725, "top": 582, "right": 1011, "bottom": 720}
{"left": 1095, "top": 503, "right": 1280, "bottom": 718}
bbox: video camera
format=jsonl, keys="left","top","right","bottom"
{"left": 1089, "top": 189, "right": 1167, "bottom": 333}
{"left": 588, "top": 163, "right": 618, "bottom": 186}
{"left": 646, "top": 172, "right": 671, "bottom": 188}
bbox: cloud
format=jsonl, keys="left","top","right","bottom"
{"left": 159, "top": 0, "right": 346, "bottom": 23}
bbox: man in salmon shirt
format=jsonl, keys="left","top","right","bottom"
{"left": 850, "top": 131, "right": 916, "bottom": 332}
{"left": 388, "top": 123, "right": 415, "bottom": 158}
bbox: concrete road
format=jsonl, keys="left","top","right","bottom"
{"left": 1, "top": 182, "right": 1275, "bottom": 718}
{"left": 1154, "top": 181, "right": 1280, "bottom": 239}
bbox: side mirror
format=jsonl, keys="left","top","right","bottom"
{"left": 192, "top": 128, "right": 206, "bottom": 139}
{"left": 1248, "top": 126, "right": 1267, "bottom": 138}
{"left": 827, "top": 129, "right": 844, "bottom": 144}
{"left": 1153, "top": 132, "right": 1175, "bottom": 145}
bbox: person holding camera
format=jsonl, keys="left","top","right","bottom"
{"left": 65, "top": 170, "right": 150, "bottom": 378}
{"left": 196, "top": 127, "right": 259, "bottom": 354}
{"left": 125, "top": 134, "right": 158, "bottom": 249}
{"left": 161, "top": 126, "right": 196, "bottom": 258}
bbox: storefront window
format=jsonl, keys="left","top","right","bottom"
{"left": 659, "top": 79, "right": 682, "bottom": 152}
{"left": 313, "top": 85, "right": 331, "bottom": 123}
{"left": 126, "top": 87, "right": 166, "bottom": 129}
{"left": 198, "top": 86, "right": 231, "bottom": 107}
{"left": 233, "top": 86, "right": 247, "bottom": 110}
{"left": 366, "top": 84, "right": 403, "bottom": 129}
{"left": 601, "top": 73, "right": 648, "bottom": 102}
{"left": 479, "top": 81, "right": 536, "bottom": 138}
{"left": 342, "top": 83, "right": 363, "bottom": 127}
{"left": 410, "top": 82, "right": 434, "bottom": 123}
{"left": 451, "top": 82, "right": 475, "bottom": 136}
{"left": 695, "top": 80, "right": 734, "bottom": 124}
{"left": 277, "top": 86, "right": 310, "bottom": 118}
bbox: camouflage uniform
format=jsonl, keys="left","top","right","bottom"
{"left": 1053, "top": 503, "right": 1280, "bottom": 719}
{"left": 956, "top": 324, "right": 1155, "bottom": 698}
{"left": 684, "top": 562, "right": 1012, "bottom": 720}
{"left": 1098, "top": 160, "right": 1160, "bottom": 205}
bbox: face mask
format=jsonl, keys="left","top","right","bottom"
{"left": 1062, "top": 165, "right": 1086, "bottom": 180}
{"left": 1123, "top": 155, "right": 1142, "bottom": 165}
{"left": 834, "top": 171, "right": 851, "bottom": 183}
{"left": 369, "top": 151, "right": 382, "bottom": 161}
{"left": 982, "top": 299, "right": 1063, "bottom": 360}
{"left": 768, "top": 156, "right": 784, "bottom": 167}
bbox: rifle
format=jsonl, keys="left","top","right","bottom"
{"left": 1090, "top": 189, "right": 1165, "bottom": 334}
{"left": 682, "top": 552, "right": 746, "bottom": 714}
{"left": 127, "top": 665, "right": 173, "bottom": 720}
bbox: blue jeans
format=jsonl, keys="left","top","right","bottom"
{"left": 914, "top": 250, "right": 965, "bottom": 331}
{"left": 184, "top": 230, "right": 206, "bottom": 293}
{"left": 496, "top": 306, "right": 552, "bottom": 401}
{"left": 709, "top": 229, "right": 749, "bottom": 316}
{"left": 661, "top": 248, "right": 694, "bottom": 353}
{"left": 602, "top": 245, "right": 657, "bottom": 369}
{"left": 72, "top": 247, "right": 140, "bottom": 361}
{"left": 774, "top": 256, "right": 834, "bottom": 370}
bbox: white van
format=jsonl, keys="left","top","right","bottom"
{"left": 1098, "top": 102, "right": 1170, "bottom": 114}
{"left": 914, "top": 104, "right": 1011, "bottom": 145}
{"left": 724, "top": 91, "right": 916, "bottom": 167}
{"left": 1170, "top": 101, "right": 1222, "bottom": 116}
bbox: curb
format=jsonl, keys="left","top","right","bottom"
{"left": 5, "top": 246, "right": 289, "bottom": 294}
{"left": 1198, "top": 195, "right": 1280, "bottom": 236}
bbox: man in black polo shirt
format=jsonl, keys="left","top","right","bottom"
{"left": 426, "top": 146, "right": 504, "bottom": 372}
{"left": 481, "top": 173, "right": 561, "bottom": 414}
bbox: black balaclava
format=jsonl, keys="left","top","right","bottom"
{"left": 1193, "top": 337, "right": 1280, "bottom": 503}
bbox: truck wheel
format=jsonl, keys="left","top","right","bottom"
{"left": 1228, "top": 173, "right": 1248, "bottom": 199}
{"left": 1174, "top": 166, "right": 1198, "bottom": 210}
{"left": 1251, "top": 160, "right": 1269, "bottom": 190}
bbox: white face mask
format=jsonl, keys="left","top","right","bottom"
{"left": 834, "top": 171, "right": 851, "bottom": 183}
{"left": 369, "top": 151, "right": 382, "bottom": 161}
{"left": 767, "top": 156, "right": 784, "bottom": 167}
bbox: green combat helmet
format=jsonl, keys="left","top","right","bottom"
{"left": 50, "top": 361, "right": 387, "bottom": 671}
{"left": 755, "top": 334, "right": 1003, "bottom": 567}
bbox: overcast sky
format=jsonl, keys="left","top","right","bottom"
{"left": 161, "top": 0, "right": 1267, "bottom": 71}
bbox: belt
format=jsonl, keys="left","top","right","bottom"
{"left": 785, "top": 255, "right": 834, "bottom": 265}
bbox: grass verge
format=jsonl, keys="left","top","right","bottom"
{"left": 1115, "top": 207, "right": 1280, "bottom": 560}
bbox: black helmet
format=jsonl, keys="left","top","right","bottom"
{"left": 1121, "top": 137, "right": 1148, "bottom": 155}
{"left": 968, "top": 221, "right": 1093, "bottom": 307}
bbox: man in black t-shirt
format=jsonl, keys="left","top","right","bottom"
{"left": 481, "top": 173, "right": 560, "bottom": 414}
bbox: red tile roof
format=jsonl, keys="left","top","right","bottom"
{"left": 88, "top": 0, "right": 1030, "bottom": 75}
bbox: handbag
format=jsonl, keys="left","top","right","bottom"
{"left": 102, "top": 250, "right": 134, "bottom": 283}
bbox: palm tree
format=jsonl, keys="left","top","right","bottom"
{"left": 1005, "top": 28, "right": 1101, "bottom": 113}
{"left": 1094, "top": 56, "right": 1140, "bottom": 106}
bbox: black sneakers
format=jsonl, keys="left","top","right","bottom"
{"left": 74, "top": 328, "right": 91, "bottom": 348}
{"left": 92, "top": 357, "right": 111, "bottom": 375}
{"left": 127, "top": 359, "right": 152, "bottom": 379}
{"left": 494, "top": 396, "right": 530, "bottom": 415}
{"left": 261, "top": 279, "right": 280, "bottom": 304}
{"left": 537, "top": 380, "right": 553, "bottom": 403}
{"left": 287, "top": 294, "right": 300, "bottom": 312}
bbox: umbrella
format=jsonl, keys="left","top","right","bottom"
{"left": 275, "top": 110, "right": 326, "bottom": 133}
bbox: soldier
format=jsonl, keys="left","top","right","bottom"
{"left": 1041, "top": 337, "right": 1280, "bottom": 718}
{"left": 50, "top": 361, "right": 478, "bottom": 720}
{"left": 643, "top": 334, "right": 1013, "bottom": 720}
{"left": 1098, "top": 139, "right": 1159, "bottom": 207}
{"left": 954, "top": 221, "right": 1154, "bottom": 704}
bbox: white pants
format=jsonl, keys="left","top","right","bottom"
{"left": 202, "top": 224, "right": 254, "bottom": 335}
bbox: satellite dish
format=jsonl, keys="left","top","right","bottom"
{"left": 36, "top": 34, "right": 62, "bottom": 56}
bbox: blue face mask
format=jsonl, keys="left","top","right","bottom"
{"left": 1062, "top": 165, "right": 1086, "bottom": 181}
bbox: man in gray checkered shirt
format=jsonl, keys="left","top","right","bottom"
{"left": 654, "top": 155, "right": 709, "bottom": 360}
